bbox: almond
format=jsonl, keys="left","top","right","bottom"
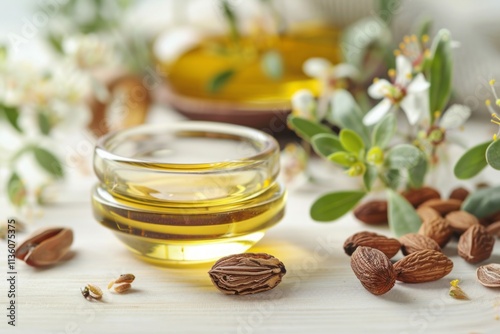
{"left": 480, "top": 211, "right": 500, "bottom": 226}
{"left": 418, "top": 199, "right": 462, "bottom": 216}
{"left": 486, "top": 221, "right": 500, "bottom": 237}
{"left": 393, "top": 249, "right": 453, "bottom": 283}
{"left": 477, "top": 264, "right": 500, "bottom": 288}
{"left": 449, "top": 187, "right": 469, "bottom": 202}
{"left": 350, "top": 247, "right": 396, "bottom": 295}
{"left": 353, "top": 200, "right": 388, "bottom": 225}
{"left": 399, "top": 233, "right": 441, "bottom": 255}
{"left": 208, "top": 253, "right": 286, "bottom": 295}
{"left": 416, "top": 207, "right": 441, "bottom": 224}
{"left": 402, "top": 187, "right": 441, "bottom": 208}
{"left": 457, "top": 225, "right": 495, "bottom": 264}
{"left": 16, "top": 227, "right": 73, "bottom": 267}
{"left": 343, "top": 231, "right": 401, "bottom": 258}
{"left": 418, "top": 217, "right": 453, "bottom": 248}
{"left": 445, "top": 210, "right": 479, "bottom": 234}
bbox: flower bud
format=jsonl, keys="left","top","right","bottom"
{"left": 347, "top": 162, "right": 366, "bottom": 177}
{"left": 366, "top": 146, "right": 384, "bottom": 165}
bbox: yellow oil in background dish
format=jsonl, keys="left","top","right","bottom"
{"left": 162, "top": 25, "right": 342, "bottom": 103}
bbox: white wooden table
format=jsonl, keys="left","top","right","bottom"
{"left": 1, "top": 109, "right": 500, "bottom": 334}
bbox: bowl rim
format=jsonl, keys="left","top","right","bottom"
{"left": 94, "top": 121, "right": 279, "bottom": 172}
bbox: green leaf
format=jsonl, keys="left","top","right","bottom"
{"left": 462, "top": 186, "right": 500, "bottom": 219}
{"left": 310, "top": 191, "right": 366, "bottom": 222}
{"left": 311, "top": 133, "right": 343, "bottom": 158}
{"left": 415, "top": 17, "right": 432, "bottom": 41}
{"left": 372, "top": 113, "right": 396, "bottom": 148}
{"left": 363, "top": 164, "right": 378, "bottom": 191}
{"left": 328, "top": 90, "right": 371, "bottom": 146}
{"left": 408, "top": 156, "right": 428, "bottom": 188}
{"left": 38, "top": 112, "right": 51, "bottom": 135}
{"left": 221, "top": 0, "right": 240, "bottom": 42}
{"left": 385, "top": 144, "right": 423, "bottom": 170}
{"left": 46, "top": 32, "right": 64, "bottom": 54}
{"left": 378, "top": 0, "right": 400, "bottom": 24}
{"left": 339, "top": 129, "right": 365, "bottom": 153}
{"left": 7, "top": 172, "right": 26, "bottom": 207}
{"left": 453, "top": 141, "right": 491, "bottom": 179}
{"left": 287, "top": 115, "right": 332, "bottom": 142}
{"left": 387, "top": 189, "right": 422, "bottom": 237}
{"left": 486, "top": 139, "right": 500, "bottom": 170}
{"left": 207, "top": 69, "right": 236, "bottom": 93}
{"left": 328, "top": 151, "right": 356, "bottom": 167}
{"left": 0, "top": 104, "right": 22, "bottom": 132}
{"left": 383, "top": 169, "right": 402, "bottom": 190}
{"left": 261, "top": 50, "right": 283, "bottom": 80}
{"left": 32, "top": 147, "right": 64, "bottom": 179}
{"left": 429, "top": 29, "right": 453, "bottom": 120}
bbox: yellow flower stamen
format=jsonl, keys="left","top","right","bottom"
{"left": 393, "top": 50, "right": 401, "bottom": 56}
{"left": 490, "top": 79, "right": 496, "bottom": 86}
{"left": 406, "top": 73, "right": 413, "bottom": 80}
{"left": 411, "top": 35, "right": 417, "bottom": 42}
{"left": 424, "top": 49, "right": 431, "bottom": 58}
{"left": 373, "top": 77, "right": 380, "bottom": 83}
{"left": 421, "top": 34, "right": 430, "bottom": 43}
{"left": 492, "top": 113, "right": 500, "bottom": 125}
{"left": 403, "top": 36, "right": 410, "bottom": 44}
{"left": 399, "top": 42, "right": 406, "bottom": 50}
{"left": 388, "top": 69, "right": 396, "bottom": 78}
{"left": 450, "top": 279, "right": 460, "bottom": 288}
{"left": 496, "top": 99, "right": 500, "bottom": 107}
{"left": 494, "top": 134, "right": 498, "bottom": 141}
{"left": 486, "top": 99, "right": 492, "bottom": 106}
{"left": 434, "top": 111, "right": 442, "bottom": 119}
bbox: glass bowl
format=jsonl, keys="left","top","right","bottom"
{"left": 91, "top": 122, "right": 286, "bottom": 265}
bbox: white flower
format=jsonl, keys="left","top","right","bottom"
{"left": 280, "top": 143, "right": 308, "bottom": 189}
{"left": 438, "top": 104, "right": 471, "bottom": 130}
{"left": 63, "top": 35, "right": 118, "bottom": 69}
{"left": 291, "top": 89, "right": 317, "bottom": 121}
{"left": 363, "top": 56, "right": 430, "bottom": 126}
{"left": 302, "top": 58, "right": 358, "bottom": 118}
{"left": 423, "top": 104, "right": 471, "bottom": 147}
{"left": 303, "top": 57, "right": 359, "bottom": 83}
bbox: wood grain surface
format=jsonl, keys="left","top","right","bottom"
{"left": 1, "top": 154, "right": 499, "bottom": 334}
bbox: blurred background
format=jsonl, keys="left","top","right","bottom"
{"left": 1, "top": 0, "right": 499, "bottom": 224}
{"left": 2, "top": 1, "right": 499, "bottom": 129}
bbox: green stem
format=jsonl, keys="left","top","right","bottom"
{"left": 221, "top": 0, "right": 240, "bottom": 44}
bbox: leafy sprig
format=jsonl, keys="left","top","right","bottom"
{"left": 454, "top": 82, "right": 500, "bottom": 178}
{"left": 1, "top": 104, "right": 65, "bottom": 208}
{"left": 287, "top": 24, "right": 460, "bottom": 236}
{"left": 0, "top": 47, "right": 84, "bottom": 211}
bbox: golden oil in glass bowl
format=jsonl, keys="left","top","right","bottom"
{"left": 92, "top": 122, "right": 286, "bottom": 265}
